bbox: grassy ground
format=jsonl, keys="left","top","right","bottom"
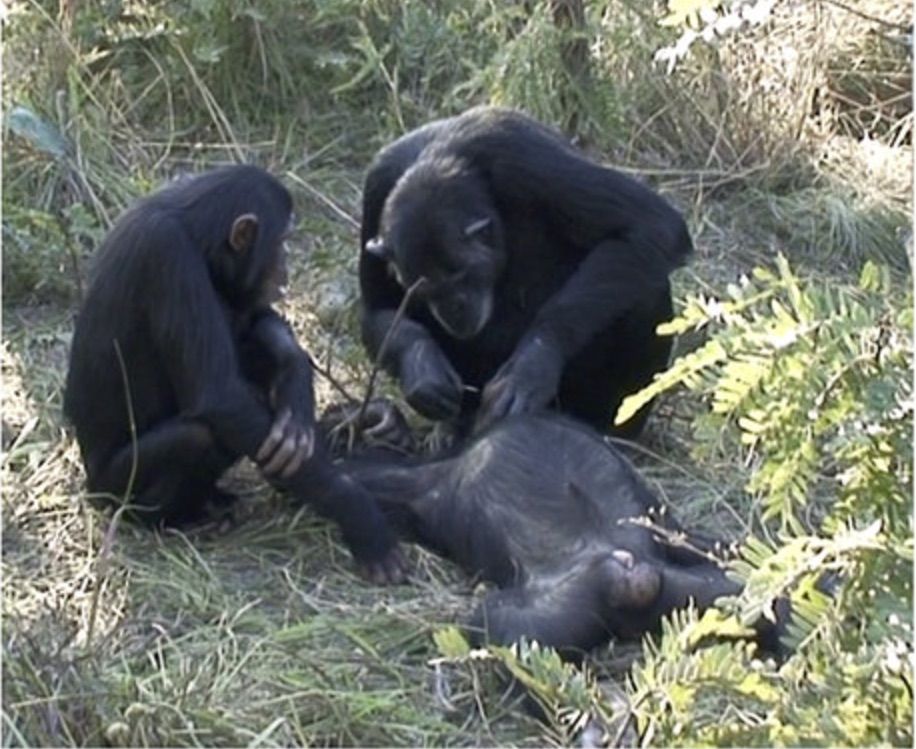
{"left": 2, "top": 1, "right": 911, "bottom": 746}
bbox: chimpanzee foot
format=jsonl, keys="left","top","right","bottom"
{"left": 321, "top": 398, "right": 415, "bottom": 456}
{"left": 360, "top": 544, "right": 409, "bottom": 585}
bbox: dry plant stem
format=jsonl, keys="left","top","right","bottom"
{"left": 84, "top": 339, "right": 138, "bottom": 650}
{"left": 285, "top": 171, "right": 360, "bottom": 229}
{"left": 311, "top": 358, "right": 359, "bottom": 404}
{"left": 821, "top": 0, "right": 909, "bottom": 31}
{"left": 351, "top": 277, "right": 426, "bottom": 451}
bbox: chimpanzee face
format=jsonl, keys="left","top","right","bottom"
{"left": 368, "top": 166, "right": 508, "bottom": 340}
{"left": 228, "top": 211, "right": 292, "bottom": 308}
{"left": 256, "top": 239, "right": 290, "bottom": 306}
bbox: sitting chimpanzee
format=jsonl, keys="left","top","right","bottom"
{"left": 63, "top": 165, "right": 405, "bottom": 584}
{"left": 339, "top": 411, "right": 784, "bottom": 656}
{"left": 359, "top": 106, "right": 692, "bottom": 438}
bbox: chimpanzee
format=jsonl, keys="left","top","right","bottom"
{"left": 359, "top": 106, "right": 692, "bottom": 438}
{"left": 63, "top": 165, "right": 405, "bottom": 584}
{"left": 339, "top": 411, "right": 784, "bottom": 656}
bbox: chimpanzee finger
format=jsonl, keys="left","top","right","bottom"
{"left": 279, "top": 428, "right": 314, "bottom": 479}
{"left": 476, "top": 379, "right": 514, "bottom": 431}
{"left": 361, "top": 546, "right": 408, "bottom": 585}
{"left": 363, "top": 402, "right": 395, "bottom": 434}
{"left": 381, "top": 545, "right": 409, "bottom": 583}
{"left": 256, "top": 408, "right": 292, "bottom": 462}
{"left": 261, "top": 432, "right": 298, "bottom": 476}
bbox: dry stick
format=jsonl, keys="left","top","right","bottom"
{"left": 84, "top": 339, "right": 137, "bottom": 650}
{"left": 310, "top": 357, "right": 359, "bottom": 404}
{"left": 821, "top": 0, "right": 909, "bottom": 31}
{"left": 350, "top": 277, "right": 426, "bottom": 452}
{"left": 285, "top": 171, "right": 360, "bottom": 229}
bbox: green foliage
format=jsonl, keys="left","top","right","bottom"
{"left": 2, "top": 0, "right": 635, "bottom": 302}
{"left": 432, "top": 631, "right": 623, "bottom": 745}
{"left": 618, "top": 256, "right": 913, "bottom": 746}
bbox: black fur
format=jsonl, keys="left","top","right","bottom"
{"left": 344, "top": 414, "right": 783, "bottom": 657}
{"left": 64, "top": 165, "right": 398, "bottom": 567}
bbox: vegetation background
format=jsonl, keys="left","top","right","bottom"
{"left": 2, "top": 0, "right": 911, "bottom": 746}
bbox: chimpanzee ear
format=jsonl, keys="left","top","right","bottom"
{"left": 464, "top": 217, "right": 492, "bottom": 239}
{"left": 365, "top": 236, "right": 392, "bottom": 260}
{"left": 229, "top": 213, "right": 259, "bottom": 253}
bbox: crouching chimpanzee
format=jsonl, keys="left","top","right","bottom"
{"left": 63, "top": 165, "right": 405, "bottom": 584}
{"left": 339, "top": 411, "right": 785, "bottom": 655}
{"left": 359, "top": 106, "right": 693, "bottom": 439}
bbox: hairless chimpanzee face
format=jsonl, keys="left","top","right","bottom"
{"left": 366, "top": 159, "right": 507, "bottom": 340}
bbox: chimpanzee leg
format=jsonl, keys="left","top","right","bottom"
{"left": 276, "top": 439, "right": 400, "bottom": 569}
{"left": 649, "top": 562, "right": 788, "bottom": 654}
{"left": 649, "top": 561, "right": 742, "bottom": 616}
{"left": 88, "top": 419, "right": 236, "bottom": 526}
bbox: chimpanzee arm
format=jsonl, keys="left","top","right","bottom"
{"left": 359, "top": 122, "right": 465, "bottom": 421}
{"left": 144, "top": 219, "right": 273, "bottom": 459}
{"left": 645, "top": 563, "right": 788, "bottom": 654}
{"left": 475, "top": 123, "right": 692, "bottom": 425}
{"left": 649, "top": 563, "right": 742, "bottom": 620}
{"left": 239, "top": 309, "right": 317, "bottom": 478}
{"left": 243, "top": 309, "right": 316, "bottom": 426}
{"left": 527, "top": 231, "right": 688, "bottom": 360}
{"left": 490, "top": 121, "right": 691, "bottom": 357}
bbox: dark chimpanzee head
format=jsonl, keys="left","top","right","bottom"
{"left": 164, "top": 164, "right": 294, "bottom": 310}
{"left": 598, "top": 549, "right": 662, "bottom": 611}
{"left": 366, "top": 156, "right": 507, "bottom": 340}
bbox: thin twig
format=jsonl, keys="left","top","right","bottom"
{"left": 310, "top": 357, "right": 359, "bottom": 404}
{"left": 820, "top": 0, "right": 909, "bottom": 31}
{"left": 285, "top": 171, "right": 360, "bottom": 229}
{"left": 351, "top": 277, "right": 425, "bottom": 451}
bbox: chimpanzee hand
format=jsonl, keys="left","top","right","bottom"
{"left": 400, "top": 338, "right": 464, "bottom": 421}
{"left": 475, "top": 336, "right": 563, "bottom": 432}
{"left": 256, "top": 408, "right": 315, "bottom": 479}
{"left": 356, "top": 399, "right": 414, "bottom": 452}
{"left": 360, "top": 544, "right": 409, "bottom": 585}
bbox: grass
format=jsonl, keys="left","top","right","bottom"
{"left": 2, "top": 0, "right": 911, "bottom": 745}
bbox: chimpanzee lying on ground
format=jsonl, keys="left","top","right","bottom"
{"left": 63, "top": 165, "right": 405, "bottom": 583}
{"left": 337, "top": 410, "right": 784, "bottom": 655}
{"left": 359, "top": 106, "right": 692, "bottom": 439}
